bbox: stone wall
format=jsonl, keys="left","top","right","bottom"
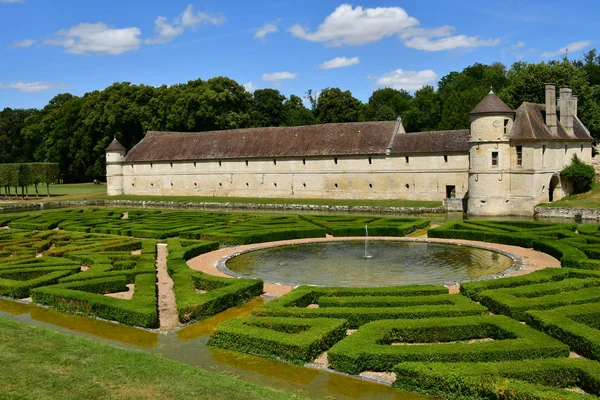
{"left": 534, "top": 206, "right": 600, "bottom": 221}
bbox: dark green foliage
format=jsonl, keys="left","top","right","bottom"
{"left": 167, "top": 238, "right": 263, "bottom": 323}
{"left": 327, "top": 315, "right": 569, "bottom": 374}
{"left": 298, "top": 215, "right": 429, "bottom": 237}
{"left": 561, "top": 154, "right": 596, "bottom": 193}
{"left": 254, "top": 286, "right": 486, "bottom": 328}
{"left": 31, "top": 273, "right": 158, "bottom": 328}
{"left": 393, "top": 358, "right": 600, "bottom": 399}
{"left": 208, "top": 317, "right": 348, "bottom": 364}
{"left": 527, "top": 303, "right": 600, "bottom": 360}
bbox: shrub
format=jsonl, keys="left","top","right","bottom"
{"left": 561, "top": 154, "right": 596, "bottom": 193}
{"left": 393, "top": 358, "right": 600, "bottom": 399}
{"left": 526, "top": 303, "right": 600, "bottom": 360}
{"left": 208, "top": 317, "right": 348, "bottom": 364}
{"left": 327, "top": 315, "right": 569, "bottom": 374}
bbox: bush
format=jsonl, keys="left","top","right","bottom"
{"left": 393, "top": 358, "right": 600, "bottom": 399}
{"left": 561, "top": 154, "right": 596, "bottom": 193}
{"left": 327, "top": 315, "right": 569, "bottom": 374}
{"left": 526, "top": 303, "right": 600, "bottom": 360}
{"left": 208, "top": 317, "right": 348, "bottom": 364}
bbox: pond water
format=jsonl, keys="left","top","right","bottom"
{"left": 225, "top": 241, "right": 515, "bottom": 287}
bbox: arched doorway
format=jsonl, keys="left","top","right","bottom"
{"left": 549, "top": 175, "right": 560, "bottom": 202}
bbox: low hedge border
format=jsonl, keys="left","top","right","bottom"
{"left": 167, "top": 238, "right": 264, "bottom": 323}
{"left": 31, "top": 273, "right": 158, "bottom": 328}
{"left": 327, "top": 315, "right": 569, "bottom": 374}
{"left": 393, "top": 358, "right": 600, "bottom": 399}
{"left": 0, "top": 266, "right": 80, "bottom": 298}
{"left": 254, "top": 287, "right": 486, "bottom": 328}
{"left": 526, "top": 303, "right": 600, "bottom": 360}
{"left": 207, "top": 316, "right": 348, "bottom": 364}
{"left": 479, "top": 277, "right": 600, "bottom": 320}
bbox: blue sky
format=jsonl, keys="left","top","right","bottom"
{"left": 0, "top": 0, "right": 597, "bottom": 109}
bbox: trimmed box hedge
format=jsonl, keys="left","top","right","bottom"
{"left": 31, "top": 273, "right": 158, "bottom": 328}
{"left": 479, "top": 276, "right": 600, "bottom": 320}
{"left": 167, "top": 238, "right": 264, "bottom": 323}
{"left": 327, "top": 315, "right": 569, "bottom": 374}
{"left": 526, "top": 303, "right": 600, "bottom": 360}
{"left": 393, "top": 358, "right": 600, "bottom": 399}
{"left": 254, "top": 286, "right": 486, "bottom": 328}
{"left": 208, "top": 317, "right": 348, "bottom": 364}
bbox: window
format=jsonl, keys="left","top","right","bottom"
{"left": 446, "top": 185, "right": 456, "bottom": 199}
{"left": 405, "top": 156, "right": 409, "bottom": 164}
{"left": 334, "top": 183, "right": 338, "bottom": 188}
{"left": 516, "top": 146, "right": 523, "bottom": 166}
{"left": 334, "top": 157, "right": 338, "bottom": 165}
{"left": 273, "top": 159, "right": 277, "bottom": 166}
{"left": 542, "top": 145, "right": 546, "bottom": 166}
{"left": 369, "top": 183, "right": 373, "bottom": 189}
{"left": 503, "top": 119, "right": 509, "bottom": 135}
{"left": 302, "top": 158, "right": 306, "bottom": 165}
{"left": 565, "top": 145, "right": 568, "bottom": 154}
{"left": 218, "top": 161, "right": 222, "bottom": 167}
{"left": 245, "top": 160, "right": 249, "bottom": 166}
{"left": 581, "top": 144, "right": 584, "bottom": 152}
{"left": 491, "top": 151, "right": 499, "bottom": 166}
{"left": 443, "top": 155, "right": 448, "bottom": 163}
{"left": 170, "top": 163, "right": 173, "bottom": 168}
{"left": 303, "top": 183, "right": 306, "bottom": 188}
{"left": 273, "top": 183, "right": 277, "bottom": 187}
{"left": 194, "top": 162, "right": 197, "bottom": 167}
{"left": 368, "top": 157, "right": 372, "bottom": 165}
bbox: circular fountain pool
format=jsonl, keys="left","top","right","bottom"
{"left": 224, "top": 241, "right": 516, "bottom": 287}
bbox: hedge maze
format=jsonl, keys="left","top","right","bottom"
{"left": 207, "top": 219, "right": 600, "bottom": 398}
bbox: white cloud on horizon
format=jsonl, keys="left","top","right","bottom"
{"left": 319, "top": 56, "right": 359, "bottom": 69}
{"left": 289, "top": 4, "right": 500, "bottom": 52}
{"left": 0, "top": 81, "right": 67, "bottom": 92}
{"left": 45, "top": 23, "right": 142, "bottom": 55}
{"left": 254, "top": 23, "right": 278, "bottom": 40}
{"left": 368, "top": 69, "right": 438, "bottom": 91}
{"left": 262, "top": 71, "right": 298, "bottom": 84}
{"left": 540, "top": 40, "right": 592, "bottom": 58}
{"left": 243, "top": 81, "right": 258, "bottom": 93}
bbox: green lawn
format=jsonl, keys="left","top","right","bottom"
{"left": 1, "top": 182, "right": 443, "bottom": 208}
{"left": 539, "top": 182, "right": 600, "bottom": 209}
{"left": 0, "top": 317, "right": 304, "bottom": 400}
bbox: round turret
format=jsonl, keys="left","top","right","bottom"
{"left": 105, "top": 137, "right": 126, "bottom": 195}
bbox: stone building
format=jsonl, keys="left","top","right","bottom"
{"left": 106, "top": 85, "right": 593, "bottom": 216}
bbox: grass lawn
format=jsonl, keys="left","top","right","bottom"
{"left": 0, "top": 317, "right": 304, "bottom": 400}
{"left": 1, "top": 182, "right": 443, "bottom": 208}
{"left": 539, "top": 182, "right": 600, "bottom": 209}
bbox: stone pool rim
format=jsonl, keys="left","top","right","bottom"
{"left": 216, "top": 237, "right": 524, "bottom": 288}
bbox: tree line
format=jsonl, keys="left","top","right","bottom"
{"left": 2, "top": 51, "right": 600, "bottom": 183}
{"left": 0, "top": 163, "right": 60, "bottom": 197}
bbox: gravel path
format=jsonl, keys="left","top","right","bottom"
{"left": 156, "top": 244, "right": 182, "bottom": 331}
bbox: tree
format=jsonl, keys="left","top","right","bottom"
{"left": 282, "top": 95, "right": 316, "bottom": 126}
{"left": 252, "top": 89, "right": 286, "bottom": 127}
{"left": 561, "top": 154, "right": 596, "bottom": 193}
{"left": 402, "top": 86, "right": 442, "bottom": 132}
{"left": 363, "top": 88, "right": 412, "bottom": 121}
{"left": 313, "top": 88, "right": 362, "bottom": 124}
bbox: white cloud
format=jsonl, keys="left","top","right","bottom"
{"left": 0, "top": 81, "right": 67, "bottom": 92}
{"left": 45, "top": 23, "right": 142, "bottom": 55}
{"left": 262, "top": 71, "right": 298, "bottom": 83}
{"left": 289, "top": 4, "right": 418, "bottom": 46}
{"left": 254, "top": 23, "right": 278, "bottom": 40}
{"left": 146, "top": 4, "right": 224, "bottom": 45}
{"left": 541, "top": 40, "right": 592, "bottom": 58}
{"left": 0, "top": 0, "right": 24, "bottom": 3}
{"left": 243, "top": 81, "right": 258, "bottom": 93}
{"left": 507, "top": 41, "right": 526, "bottom": 50}
{"left": 319, "top": 56, "right": 359, "bottom": 70}
{"left": 180, "top": 4, "right": 224, "bottom": 27}
{"left": 289, "top": 4, "right": 500, "bottom": 52}
{"left": 368, "top": 69, "right": 438, "bottom": 91}
{"left": 404, "top": 35, "right": 500, "bottom": 52}
{"left": 12, "top": 39, "right": 36, "bottom": 48}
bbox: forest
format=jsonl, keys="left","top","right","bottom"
{"left": 2, "top": 51, "right": 600, "bottom": 183}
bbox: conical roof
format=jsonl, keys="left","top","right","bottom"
{"left": 105, "top": 137, "right": 126, "bottom": 152}
{"left": 470, "top": 91, "right": 514, "bottom": 115}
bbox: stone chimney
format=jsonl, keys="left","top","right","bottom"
{"left": 572, "top": 96, "right": 578, "bottom": 118}
{"left": 560, "top": 86, "right": 574, "bottom": 136}
{"left": 545, "top": 84, "right": 557, "bottom": 135}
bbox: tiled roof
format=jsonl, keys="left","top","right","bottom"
{"left": 105, "top": 138, "right": 126, "bottom": 152}
{"left": 389, "top": 130, "right": 470, "bottom": 154}
{"left": 470, "top": 92, "right": 514, "bottom": 115}
{"left": 510, "top": 103, "right": 593, "bottom": 141}
{"left": 123, "top": 122, "right": 397, "bottom": 162}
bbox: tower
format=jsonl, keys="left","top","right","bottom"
{"left": 467, "top": 90, "right": 515, "bottom": 215}
{"left": 105, "top": 137, "right": 126, "bottom": 196}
